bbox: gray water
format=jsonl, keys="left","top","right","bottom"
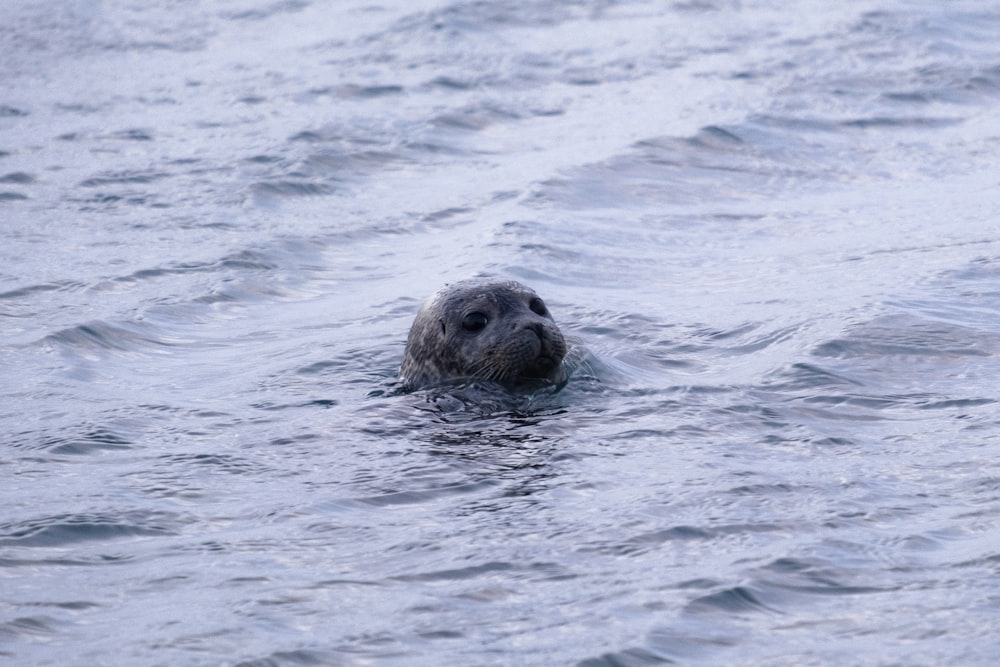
{"left": 2, "top": 1, "right": 1000, "bottom": 665}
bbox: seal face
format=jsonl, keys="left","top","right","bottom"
{"left": 400, "top": 279, "right": 567, "bottom": 390}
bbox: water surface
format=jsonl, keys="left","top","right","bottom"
{"left": 2, "top": 1, "right": 1000, "bottom": 664}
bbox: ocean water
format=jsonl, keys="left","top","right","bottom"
{"left": 2, "top": 0, "right": 1000, "bottom": 665}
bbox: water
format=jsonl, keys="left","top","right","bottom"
{"left": 2, "top": 0, "right": 999, "bottom": 664}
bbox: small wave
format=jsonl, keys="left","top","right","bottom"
{"left": 813, "top": 315, "right": 993, "bottom": 360}
{"left": 39, "top": 320, "right": 185, "bottom": 355}
{"left": 759, "top": 363, "right": 862, "bottom": 392}
{"left": 78, "top": 170, "right": 167, "bottom": 187}
{"left": 232, "top": 648, "right": 342, "bottom": 667}
{"left": 0, "top": 615, "right": 60, "bottom": 641}
{"left": 0, "top": 511, "right": 179, "bottom": 548}
{"left": 319, "top": 83, "right": 405, "bottom": 99}
{"left": 684, "top": 585, "right": 780, "bottom": 616}
{"left": 111, "top": 128, "right": 155, "bottom": 141}
{"left": 582, "top": 522, "right": 785, "bottom": 557}
{"left": 432, "top": 100, "right": 523, "bottom": 129}
{"left": 39, "top": 426, "right": 135, "bottom": 455}
{"left": 250, "top": 181, "right": 334, "bottom": 198}
{"left": 392, "top": 560, "right": 516, "bottom": 583}
{"left": 118, "top": 251, "right": 280, "bottom": 284}
{"left": 342, "top": 479, "right": 499, "bottom": 509}
{"left": 222, "top": 0, "right": 309, "bottom": 22}
{"left": 578, "top": 647, "right": 676, "bottom": 666}
{"left": 757, "top": 556, "right": 890, "bottom": 596}
{"left": 156, "top": 453, "right": 269, "bottom": 475}
{"left": 0, "top": 171, "right": 34, "bottom": 184}
{"left": 0, "top": 280, "right": 86, "bottom": 301}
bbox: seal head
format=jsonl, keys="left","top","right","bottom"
{"left": 400, "top": 279, "right": 567, "bottom": 390}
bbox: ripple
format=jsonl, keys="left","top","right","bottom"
{"left": 840, "top": 116, "right": 962, "bottom": 130}
{"left": 578, "top": 647, "right": 676, "bottom": 666}
{"left": 318, "top": 83, "right": 405, "bottom": 99}
{"left": 813, "top": 315, "right": 993, "bottom": 360}
{"left": 581, "top": 522, "right": 787, "bottom": 557}
{"left": 0, "top": 171, "right": 34, "bottom": 184}
{"left": 223, "top": 0, "right": 309, "bottom": 22}
{"left": 0, "top": 615, "right": 60, "bottom": 640}
{"left": 392, "top": 560, "right": 516, "bottom": 583}
{"left": 110, "top": 128, "right": 155, "bottom": 141}
{"left": 0, "top": 511, "right": 179, "bottom": 547}
{"left": 42, "top": 426, "right": 134, "bottom": 455}
{"left": 157, "top": 452, "right": 269, "bottom": 474}
{"left": 684, "top": 585, "right": 780, "bottom": 616}
{"left": 233, "top": 648, "right": 343, "bottom": 667}
{"left": 430, "top": 103, "right": 522, "bottom": 132}
{"left": 758, "top": 363, "right": 862, "bottom": 392}
{"left": 341, "top": 479, "right": 499, "bottom": 508}
{"left": 40, "top": 320, "right": 184, "bottom": 355}
{"left": 0, "top": 279, "right": 86, "bottom": 301}
{"left": 116, "top": 250, "right": 280, "bottom": 283}
{"left": 250, "top": 181, "right": 335, "bottom": 198}
{"left": 757, "top": 557, "right": 890, "bottom": 596}
{"left": 78, "top": 170, "right": 168, "bottom": 187}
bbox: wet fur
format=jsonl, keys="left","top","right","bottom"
{"left": 400, "top": 279, "right": 567, "bottom": 390}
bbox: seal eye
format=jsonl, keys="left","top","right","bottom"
{"left": 461, "top": 312, "right": 488, "bottom": 333}
{"left": 529, "top": 298, "right": 547, "bottom": 316}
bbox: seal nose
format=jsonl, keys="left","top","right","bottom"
{"left": 523, "top": 322, "right": 553, "bottom": 359}
{"left": 525, "top": 322, "right": 555, "bottom": 352}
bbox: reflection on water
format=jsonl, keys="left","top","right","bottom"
{"left": 2, "top": 0, "right": 1000, "bottom": 665}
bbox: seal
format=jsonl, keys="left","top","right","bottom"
{"left": 400, "top": 279, "right": 567, "bottom": 390}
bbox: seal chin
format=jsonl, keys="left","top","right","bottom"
{"left": 521, "top": 356, "right": 558, "bottom": 379}
{"left": 514, "top": 356, "right": 566, "bottom": 388}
